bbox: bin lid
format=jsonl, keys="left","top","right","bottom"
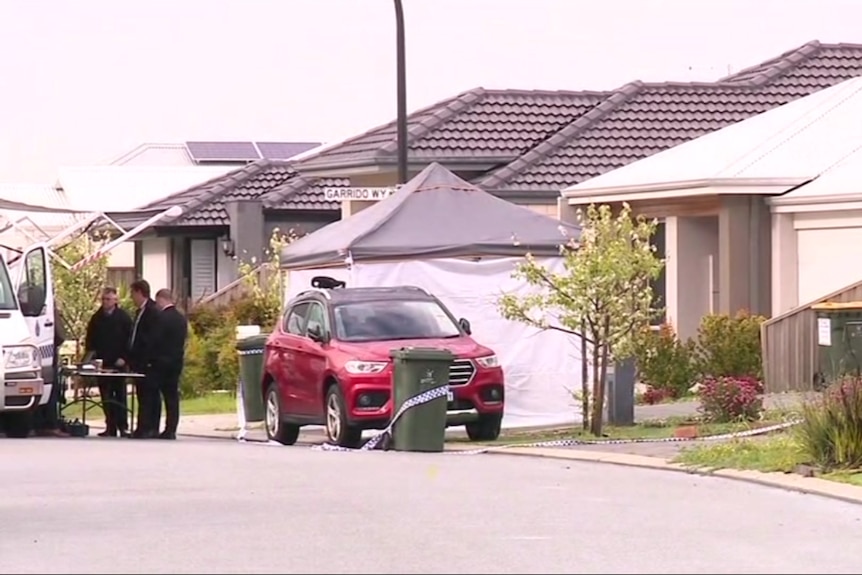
{"left": 235, "top": 333, "right": 271, "bottom": 351}
{"left": 810, "top": 301, "right": 862, "bottom": 311}
{"left": 389, "top": 347, "right": 455, "bottom": 361}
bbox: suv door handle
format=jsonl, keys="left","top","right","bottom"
{"left": 44, "top": 320, "right": 54, "bottom": 327}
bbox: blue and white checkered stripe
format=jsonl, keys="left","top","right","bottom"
{"left": 238, "top": 349, "right": 264, "bottom": 357}
{"left": 311, "top": 412, "right": 802, "bottom": 455}
{"left": 38, "top": 344, "right": 54, "bottom": 361}
{"left": 314, "top": 384, "right": 450, "bottom": 452}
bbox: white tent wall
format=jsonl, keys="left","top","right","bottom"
{"left": 285, "top": 257, "right": 585, "bottom": 429}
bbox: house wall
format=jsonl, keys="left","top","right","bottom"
{"left": 140, "top": 237, "right": 171, "bottom": 294}
{"left": 771, "top": 209, "right": 862, "bottom": 314}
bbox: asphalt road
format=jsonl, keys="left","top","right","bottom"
{"left": 2, "top": 437, "right": 862, "bottom": 574}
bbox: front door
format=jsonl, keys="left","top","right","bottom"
{"left": 13, "top": 244, "right": 55, "bottom": 387}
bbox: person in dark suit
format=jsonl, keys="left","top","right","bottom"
{"left": 84, "top": 286, "right": 133, "bottom": 438}
{"left": 152, "top": 288, "right": 188, "bottom": 440}
{"left": 127, "top": 279, "right": 161, "bottom": 439}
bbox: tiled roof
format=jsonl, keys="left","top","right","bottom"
{"left": 297, "top": 40, "right": 862, "bottom": 196}
{"left": 131, "top": 160, "right": 342, "bottom": 227}
{"left": 479, "top": 41, "right": 862, "bottom": 194}
{"left": 295, "top": 89, "right": 609, "bottom": 169}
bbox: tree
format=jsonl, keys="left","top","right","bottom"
{"left": 498, "top": 203, "right": 663, "bottom": 436}
{"left": 234, "top": 227, "right": 298, "bottom": 330}
{"left": 52, "top": 235, "right": 109, "bottom": 359}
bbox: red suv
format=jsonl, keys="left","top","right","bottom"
{"left": 262, "top": 280, "right": 505, "bottom": 448}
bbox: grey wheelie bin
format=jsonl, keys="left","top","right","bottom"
{"left": 236, "top": 334, "right": 269, "bottom": 422}
{"left": 389, "top": 347, "right": 454, "bottom": 452}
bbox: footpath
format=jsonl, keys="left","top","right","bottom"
{"left": 84, "top": 392, "right": 862, "bottom": 504}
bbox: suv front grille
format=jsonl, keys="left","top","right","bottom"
{"left": 449, "top": 359, "right": 476, "bottom": 387}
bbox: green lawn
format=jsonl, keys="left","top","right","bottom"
{"left": 673, "top": 433, "right": 862, "bottom": 487}
{"left": 62, "top": 391, "right": 236, "bottom": 422}
{"left": 452, "top": 413, "right": 791, "bottom": 446}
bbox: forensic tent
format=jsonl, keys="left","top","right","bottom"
{"left": 280, "top": 163, "right": 585, "bottom": 428}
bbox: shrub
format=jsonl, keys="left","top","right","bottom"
{"left": 641, "top": 386, "right": 673, "bottom": 405}
{"left": 697, "top": 375, "right": 764, "bottom": 423}
{"left": 796, "top": 376, "right": 862, "bottom": 470}
{"left": 180, "top": 317, "right": 239, "bottom": 398}
{"left": 695, "top": 311, "right": 766, "bottom": 379}
{"left": 631, "top": 324, "right": 697, "bottom": 399}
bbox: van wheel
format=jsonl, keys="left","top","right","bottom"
{"left": 264, "top": 384, "right": 300, "bottom": 445}
{"left": 325, "top": 385, "right": 363, "bottom": 448}
{"left": 1, "top": 412, "right": 34, "bottom": 439}
{"left": 466, "top": 413, "right": 503, "bottom": 441}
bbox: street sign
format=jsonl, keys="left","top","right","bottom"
{"left": 323, "top": 187, "right": 396, "bottom": 201}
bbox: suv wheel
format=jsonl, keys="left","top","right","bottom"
{"left": 264, "top": 384, "right": 300, "bottom": 445}
{"left": 325, "top": 385, "right": 363, "bottom": 448}
{"left": 465, "top": 413, "right": 503, "bottom": 442}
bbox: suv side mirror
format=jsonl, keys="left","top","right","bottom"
{"left": 307, "top": 323, "right": 329, "bottom": 344}
{"left": 458, "top": 317, "right": 472, "bottom": 335}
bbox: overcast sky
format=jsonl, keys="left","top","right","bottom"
{"left": 0, "top": 0, "right": 860, "bottom": 181}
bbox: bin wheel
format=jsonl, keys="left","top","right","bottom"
{"left": 465, "top": 413, "right": 502, "bottom": 441}
{"left": 1, "top": 411, "right": 34, "bottom": 439}
{"left": 264, "top": 384, "right": 300, "bottom": 445}
{"left": 325, "top": 385, "right": 363, "bottom": 448}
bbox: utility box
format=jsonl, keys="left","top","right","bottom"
{"left": 813, "top": 302, "right": 862, "bottom": 386}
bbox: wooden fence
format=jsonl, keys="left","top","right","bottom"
{"left": 194, "top": 265, "right": 275, "bottom": 309}
{"left": 762, "top": 278, "right": 862, "bottom": 392}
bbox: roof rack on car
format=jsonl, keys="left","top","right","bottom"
{"left": 401, "top": 285, "right": 429, "bottom": 295}
{"left": 311, "top": 276, "right": 347, "bottom": 290}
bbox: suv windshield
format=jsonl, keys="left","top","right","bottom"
{"left": 0, "top": 260, "right": 17, "bottom": 310}
{"left": 334, "top": 299, "right": 461, "bottom": 342}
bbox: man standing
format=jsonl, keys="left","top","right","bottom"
{"left": 152, "top": 289, "right": 188, "bottom": 440}
{"left": 85, "top": 287, "right": 133, "bottom": 438}
{"left": 127, "top": 279, "right": 160, "bottom": 439}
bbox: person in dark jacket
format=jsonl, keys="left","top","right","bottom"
{"left": 151, "top": 289, "right": 188, "bottom": 440}
{"left": 127, "top": 279, "right": 161, "bottom": 439}
{"left": 84, "top": 286, "right": 133, "bottom": 437}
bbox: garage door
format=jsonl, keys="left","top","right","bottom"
{"left": 797, "top": 227, "right": 862, "bottom": 304}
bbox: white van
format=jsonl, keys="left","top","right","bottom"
{"left": 0, "top": 243, "right": 55, "bottom": 438}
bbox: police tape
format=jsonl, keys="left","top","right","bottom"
{"left": 310, "top": 384, "right": 802, "bottom": 455}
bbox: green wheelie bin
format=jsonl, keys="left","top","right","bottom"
{"left": 236, "top": 333, "right": 269, "bottom": 422}
{"left": 389, "top": 347, "right": 454, "bottom": 452}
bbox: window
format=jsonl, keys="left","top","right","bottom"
{"left": 304, "top": 302, "right": 327, "bottom": 336}
{"left": 334, "top": 300, "right": 461, "bottom": 342}
{"left": 0, "top": 259, "right": 15, "bottom": 311}
{"left": 18, "top": 248, "right": 48, "bottom": 316}
{"left": 283, "top": 302, "right": 310, "bottom": 335}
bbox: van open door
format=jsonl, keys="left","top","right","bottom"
{"left": 13, "top": 243, "right": 56, "bottom": 388}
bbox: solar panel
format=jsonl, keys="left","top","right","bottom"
{"left": 256, "top": 141, "right": 321, "bottom": 160}
{"left": 185, "top": 141, "right": 261, "bottom": 163}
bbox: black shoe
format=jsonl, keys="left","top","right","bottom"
{"left": 118, "top": 430, "right": 131, "bottom": 438}
{"left": 131, "top": 429, "right": 157, "bottom": 440}
{"left": 158, "top": 431, "right": 177, "bottom": 440}
{"left": 98, "top": 430, "right": 117, "bottom": 438}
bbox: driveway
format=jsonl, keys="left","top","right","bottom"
{"left": 2, "top": 437, "right": 861, "bottom": 574}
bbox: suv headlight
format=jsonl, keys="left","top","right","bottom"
{"left": 4, "top": 345, "right": 39, "bottom": 370}
{"left": 344, "top": 360, "right": 388, "bottom": 375}
{"left": 475, "top": 355, "right": 500, "bottom": 369}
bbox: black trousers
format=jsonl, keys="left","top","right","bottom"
{"left": 98, "top": 376, "right": 127, "bottom": 433}
{"left": 135, "top": 374, "right": 161, "bottom": 435}
{"left": 158, "top": 369, "right": 181, "bottom": 434}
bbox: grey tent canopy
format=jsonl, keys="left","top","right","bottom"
{"left": 280, "top": 163, "right": 580, "bottom": 269}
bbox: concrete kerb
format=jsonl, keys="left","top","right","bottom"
{"left": 472, "top": 446, "right": 862, "bottom": 506}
